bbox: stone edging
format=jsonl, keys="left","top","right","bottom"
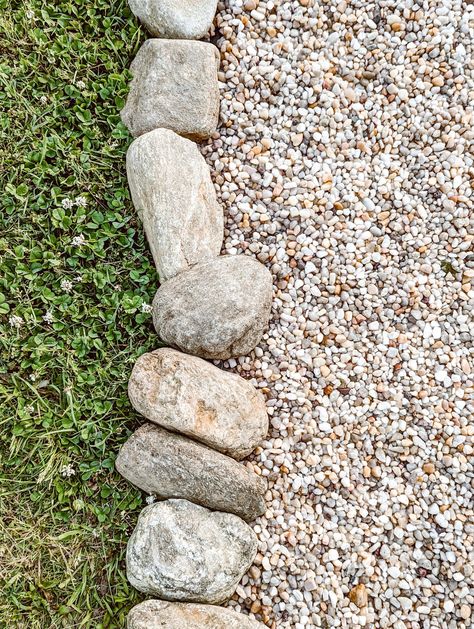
{"left": 117, "top": 2, "right": 272, "bottom": 627}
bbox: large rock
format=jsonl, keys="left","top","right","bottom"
{"left": 152, "top": 256, "right": 273, "bottom": 360}
{"left": 116, "top": 423, "right": 266, "bottom": 521}
{"left": 126, "top": 499, "right": 257, "bottom": 603}
{"left": 128, "top": 0, "right": 218, "bottom": 40}
{"left": 128, "top": 348, "right": 268, "bottom": 459}
{"left": 126, "top": 129, "right": 223, "bottom": 281}
{"left": 128, "top": 600, "right": 266, "bottom": 629}
{"left": 121, "top": 39, "right": 220, "bottom": 140}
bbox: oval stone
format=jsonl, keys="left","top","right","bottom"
{"left": 126, "top": 128, "right": 223, "bottom": 281}
{"left": 116, "top": 423, "right": 266, "bottom": 521}
{"left": 128, "top": 600, "right": 266, "bottom": 629}
{"left": 128, "top": 0, "right": 218, "bottom": 40}
{"left": 126, "top": 499, "right": 257, "bottom": 604}
{"left": 128, "top": 348, "right": 268, "bottom": 459}
{"left": 121, "top": 39, "right": 219, "bottom": 140}
{"left": 152, "top": 256, "right": 273, "bottom": 360}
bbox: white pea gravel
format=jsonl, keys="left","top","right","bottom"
{"left": 203, "top": 1, "right": 474, "bottom": 627}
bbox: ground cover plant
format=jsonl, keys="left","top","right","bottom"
{"left": 0, "top": 2, "right": 157, "bottom": 626}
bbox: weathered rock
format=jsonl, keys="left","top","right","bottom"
{"left": 128, "top": 348, "right": 268, "bottom": 459}
{"left": 128, "top": 0, "right": 218, "bottom": 40}
{"left": 121, "top": 39, "right": 219, "bottom": 140}
{"left": 126, "top": 499, "right": 257, "bottom": 603}
{"left": 128, "top": 600, "right": 266, "bottom": 629}
{"left": 152, "top": 256, "right": 273, "bottom": 360}
{"left": 116, "top": 423, "right": 266, "bottom": 521}
{"left": 126, "top": 129, "right": 223, "bottom": 281}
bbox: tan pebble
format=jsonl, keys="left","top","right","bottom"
{"left": 291, "top": 133, "right": 304, "bottom": 146}
{"left": 432, "top": 76, "right": 444, "bottom": 87}
{"left": 344, "top": 87, "right": 356, "bottom": 102}
{"left": 461, "top": 358, "right": 471, "bottom": 375}
{"left": 460, "top": 605, "right": 471, "bottom": 620}
{"left": 244, "top": 0, "right": 257, "bottom": 10}
{"left": 286, "top": 533, "right": 297, "bottom": 546}
{"left": 371, "top": 466, "right": 382, "bottom": 479}
{"left": 423, "top": 462, "right": 435, "bottom": 474}
{"left": 267, "top": 26, "right": 277, "bottom": 37}
{"left": 250, "top": 600, "right": 261, "bottom": 613}
{"left": 320, "top": 365, "right": 331, "bottom": 378}
{"left": 349, "top": 583, "right": 368, "bottom": 608}
{"left": 261, "top": 608, "right": 272, "bottom": 624}
{"left": 249, "top": 565, "right": 261, "bottom": 580}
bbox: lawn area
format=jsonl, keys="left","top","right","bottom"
{"left": 0, "top": 1, "right": 158, "bottom": 626}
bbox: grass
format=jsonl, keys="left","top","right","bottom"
{"left": 0, "top": 1, "right": 159, "bottom": 626}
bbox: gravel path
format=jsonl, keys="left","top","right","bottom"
{"left": 203, "top": 1, "right": 474, "bottom": 627}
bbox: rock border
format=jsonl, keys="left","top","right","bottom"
{"left": 117, "top": 2, "right": 272, "bottom": 627}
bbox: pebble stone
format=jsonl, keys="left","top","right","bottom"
{"left": 127, "top": 599, "right": 266, "bottom": 628}
{"left": 126, "top": 499, "right": 258, "bottom": 604}
{"left": 128, "top": 348, "right": 268, "bottom": 459}
{"left": 195, "top": 0, "right": 474, "bottom": 627}
{"left": 121, "top": 39, "right": 220, "bottom": 140}
{"left": 126, "top": 128, "right": 223, "bottom": 281}
{"left": 128, "top": 0, "right": 218, "bottom": 40}
{"left": 116, "top": 423, "right": 266, "bottom": 521}
{"left": 152, "top": 256, "right": 273, "bottom": 359}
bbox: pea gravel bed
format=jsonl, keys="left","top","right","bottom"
{"left": 202, "top": 1, "right": 474, "bottom": 627}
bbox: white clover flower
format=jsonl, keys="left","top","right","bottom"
{"left": 40, "top": 95, "right": 48, "bottom": 105}
{"left": 62, "top": 198, "right": 74, "bottom": 209}
{"left": 141, "top": 302, "right": 153, "bottom": 314}
{"left": 71, "top": 234, "right": 86, "bottom": 247}
{"left": 60, "top": 464, "right": 76, "bottom": 478}
{"left": 9, "top": 314, "right": 24, "bottom": 328}
{"left": 29, "top": 374, "right": 37, "bottom": 382}
{"left": 43, "top": 311, "right": 54, "bottom": 324}
{"left": 75, "top": 196, "right": 87, "bottom": 207}
{"left": 61, "top": 279, "right": 73, "bottom": 293}
{"left": 146, "top": 495, "right": 156, "bottom": 505}
{"left": 76, "top": 80, "right": 86, "bottom": 90}
{"left": 26, "top": 9, "right": 35, "bottom": 20}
